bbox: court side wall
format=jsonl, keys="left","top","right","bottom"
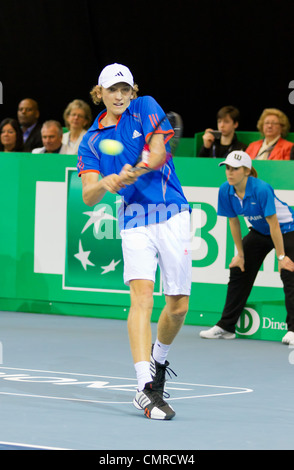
{"left": 0, "top": 152, "right": 293, "bottom": 341}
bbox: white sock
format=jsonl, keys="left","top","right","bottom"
{"left": 153, "top": 339, "right": 170, "bottom": 364}
{"left": 134, "top": 361, "right": 152, "bottom": 391}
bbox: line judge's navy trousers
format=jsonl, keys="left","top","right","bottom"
{"left": 217, "top": 228, "right": 294, "bottom": 333}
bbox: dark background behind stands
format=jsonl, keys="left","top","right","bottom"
{"left": 0, "top": 0, "right": 294, "bottom": 138}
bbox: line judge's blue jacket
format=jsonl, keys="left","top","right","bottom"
{"left": 218, "top": 176, "right": 294, "bottom": 235}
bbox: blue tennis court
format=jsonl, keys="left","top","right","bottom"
{"left": 0, "top": 310, "right": 293, "bottom": 450}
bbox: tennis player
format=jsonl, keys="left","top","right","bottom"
{"left": 200, "top": 151, "right": 294, "bottom": 344}
{"left": 77, "top": 64, "right": 192, "bottom": 420}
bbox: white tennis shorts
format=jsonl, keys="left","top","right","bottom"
{"left": 120, "top": 211, "right": 191, "bottom": 295}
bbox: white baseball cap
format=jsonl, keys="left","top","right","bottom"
{"left": 98, "top": 63, "right": 134, "bottom": 88}
{"left": 219, "top": 150, "right": 252, "bottom": 169}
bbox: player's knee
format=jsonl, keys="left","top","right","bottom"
{"left": 169, "top": 308, "right": 188, "bottom": 320}
{"left": 166, "top": 295, "right": 189, "bottom": 319}
{"left": 168, "top": 302, "right": 189, "bottom": 319}
{"left": 129, "top": 280, "right": 154, "bottom": 310}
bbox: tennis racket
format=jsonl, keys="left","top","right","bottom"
{"left": 130, "top": 111, "right": 183, "bottom": 173}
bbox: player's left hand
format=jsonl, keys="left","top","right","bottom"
{"left": 119, "top": 164, "right": 139, "bottom": 185}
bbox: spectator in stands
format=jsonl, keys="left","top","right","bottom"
{"left": 0, "top": 118, "right": 24, "bottom": 152}
{"left": 198, "top": 105, "right": 246, "bottom": 158}
{"left": 62, "top": 99, "right": 92, "bottom": 154}
{"left": 17, "top": 98, "right": 43, "bottom": 152}
{"left": 32, "top": 120, "right": 67, "bottom": 154}
{"left": 246, "top": 108, "right": 293, "bottom": 160}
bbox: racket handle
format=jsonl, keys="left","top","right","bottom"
{"left": 129, "top": 165, "right": 151, "bottom": 173}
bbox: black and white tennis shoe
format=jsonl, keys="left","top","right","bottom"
{"left": 150, "top": 345, "right": 177, "bottom": 396}
{"left": 133, "top": 382, "right": 175, "bottom": 420}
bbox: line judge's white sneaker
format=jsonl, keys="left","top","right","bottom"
{"left": 282, "top": 331, "right": 294, "bottom": 345}
{"left": 199, "top": 325, "right": 236, "bottom": 340}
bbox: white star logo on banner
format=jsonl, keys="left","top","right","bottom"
{"left": 101, "top": 259, "right": 121, "bottom": 275}
{"left": 82, "top": 207, "right": 117, "bottom": 234}
{"left": 74, "top": 240, "right": 95, "bottom": 270}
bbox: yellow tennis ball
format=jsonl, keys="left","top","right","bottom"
{"left": 99, "top": 139, "right": 124, "bottom": 155}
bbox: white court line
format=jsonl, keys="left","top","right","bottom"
{"left": 0, "top": 391, "right": 132, "bottom": 404}
{"left": 0, "top": 440, "right": 70, "bottom": 450}
{"left": 0, "top": 366, "right": 138, "bottom": 381}
{"left": 0, "top": 366, "right": 253, "bottom": 403}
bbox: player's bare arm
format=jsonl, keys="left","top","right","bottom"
{"left": 147, "top": 133, "right": 166, "bottom": 169}
{"left": 124, "top": 133, "right": 167, "bottom": 179}
{"left": 81, "top": 171, "right": 125, "bottom": 206}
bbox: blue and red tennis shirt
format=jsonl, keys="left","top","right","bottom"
{"left": 218, "top": 176, "right": 294, "bottom": 235}
{"left": 77, "top": 96, "right": 190, "bottom": 230}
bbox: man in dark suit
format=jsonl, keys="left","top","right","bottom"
{"left": 17, "top": 98, "right": 43, "bottom": 152}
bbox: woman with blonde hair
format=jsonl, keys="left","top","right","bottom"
{"left": 246, "top": 108, "right": 293, "bottom": 160}
{"left": 62, "top": 99, "right": 92, "bottom": 154}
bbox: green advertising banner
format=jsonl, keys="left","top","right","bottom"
{"left": 0, "top": 153, "right": 293, "bottom": 342}
{"left": 64, "top": 169, "right": 161, "bottom": 294}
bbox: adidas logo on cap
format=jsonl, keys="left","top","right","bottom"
{"left": 98, "top": 63, "right": 134, "bottom": 88}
